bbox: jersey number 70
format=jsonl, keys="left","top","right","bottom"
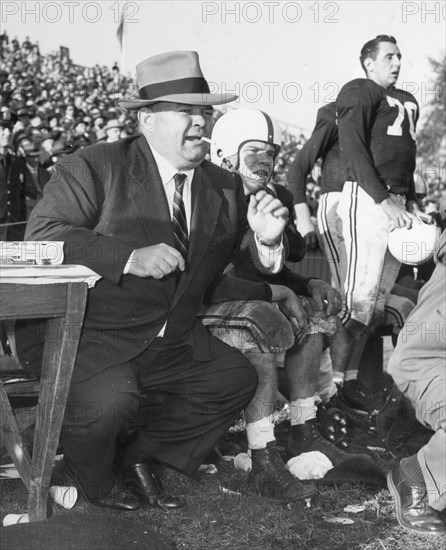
{"left": 385, "top": 96, "right": 417, "bottom": 141}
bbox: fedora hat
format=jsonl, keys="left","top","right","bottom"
{"left": 52, "top": 141, "right": 76, "bottom": 157}
{"left": 119, "top": 51, "right": 237, "bottom": 110}
{"left": 104, "top": 118, "right": 123, "bottom": 132}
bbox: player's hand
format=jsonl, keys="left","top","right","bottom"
{"left": 248, "top": 190, "right": 289, "bottom": 243}
{"left": 407, "top": 201, "right": 435, "bottom": 224}
{"left": 294, "top": 203, "right": 318, "bottom": 250}
{"left": 127, "top": 243, "right": 185, "bottom": 278}
{"left": 304, "top": 230, "right": 318, "bottom": 250}
{"left": 307, "top": 279, "right": 342, "bottom": 316}
{"left": 269, "top": 284, "right": 308, "bottom": 344}
{"left": 381, "top": 198, "right": 419, "bottom": 231}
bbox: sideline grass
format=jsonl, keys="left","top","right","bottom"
{"left": 1, "top": 420, "right": 445, "bottom": 550}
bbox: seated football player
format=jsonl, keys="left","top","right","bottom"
{"left": 204, "top": 109, "right": 369, "bottom": 502}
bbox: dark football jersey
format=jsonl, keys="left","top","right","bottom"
{"left": 337, "top": 78, "right": 418, "bottom": 203}
{"left": 286, "top": 102, "right": 344, "bottom": 202}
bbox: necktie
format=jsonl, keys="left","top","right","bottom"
{"left": 172, "top": 173, "right": 188, "bottom": 257}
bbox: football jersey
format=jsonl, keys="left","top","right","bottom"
{"left": 337, "top": 78, "right": 418, "bottom": 203}
{"left": 286, "top": 102, "right": 344, "bottom": 202}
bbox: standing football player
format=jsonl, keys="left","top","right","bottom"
{"left": 334, "top": 35, "right": 429, "bottom": 406}
{"left": 286, "top": 100, "right": 419, "bottom": 414}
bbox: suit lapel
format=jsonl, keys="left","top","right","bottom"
{"left": 127, "top": 137, "right": 177, "bottom": 297}
{"left": 127, "top": 137, "right": 176, "bottom": 249}
{"left": 171, "top": 164, "right": 222, "bottom": 309}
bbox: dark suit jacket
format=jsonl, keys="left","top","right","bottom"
{"left": 19, "top": 134, "right": 271, "bottom": 381}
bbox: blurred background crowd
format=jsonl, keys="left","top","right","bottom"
{"left": 1, "top": 31, "right": 445, "bottom": 241}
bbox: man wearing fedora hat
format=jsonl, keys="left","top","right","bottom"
{"left": 19, "top": 51, "right": 289, "bottom": 512}
{"left": 104, "top": 118, "right": 123, "bottom": 143}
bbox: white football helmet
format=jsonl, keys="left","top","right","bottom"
{"left": 387, "top": 221, "right": 441, "bottom": 265}
{"left": 210, "top": 108, "right": 282, "bottom": 170}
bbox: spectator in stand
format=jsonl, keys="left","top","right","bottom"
{"left": 104, "top": 118, "right": 123, "bottom": 143}
{"left": 0, "top": 110, "right": 27, "bottom": 241}
{"left": 13, "top": 132, "right": 51, "bottom": 214}
{"left": 61, "top": 104, "right": 76, "bottom": 129}
{"left": 15, "top": 107, "right": 31, "bottom": 132}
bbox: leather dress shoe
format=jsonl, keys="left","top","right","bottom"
{"left": 387, "top": 463, "right": 446, "bottom": 534}
{"left": 64, "top": 462, "right": 140, "bottom": 511}
{"left": 122, "top": 462, "right": 186, "bottom": 511}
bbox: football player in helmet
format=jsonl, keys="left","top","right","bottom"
{"left": 203, "top": 109, "right": 373, "bottom": 502}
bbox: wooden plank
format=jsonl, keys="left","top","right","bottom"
{"left": 0, "top": 356, "right": 23, "bottom": 372}
{"left": 0, "top": 284, "right": 68, "bottom": 319}
{"left": 4, "top": 380, "right": 40, "bottom": 395}
{"left": 28, "top": 282, "right": 88, "bottom": 521}
{"left": 0, "top": 381, "right": 32, "bottom": 488}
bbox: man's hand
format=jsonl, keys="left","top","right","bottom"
{"left": 407, "top": 200, "right": 435, "bottom": 224}
{"left": 381, "top": 198, "right": 419, "bottom": 231}
{"left": 294, "top": 202, "right": 318, "bottom": 250}
{"left": 307, "top": 279, "right": 341, "bottom": 316}
{"left": 269, "top": 284, "right": 307, "bottom": 344}
{"left": 248, "top": 190, "right": 289, "bottom": 243}
{"left": 127, "top": 243, "right": 185, "bottom": 278}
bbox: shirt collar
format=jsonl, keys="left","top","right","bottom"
{"left": 150, "top": 146, "right": 195, "bottom": 186}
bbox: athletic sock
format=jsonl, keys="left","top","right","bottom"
{"left": 344, "top": 370, "right": 358, "bottom": 382}
{"left": 332, "top": 371, "right": 345, "bottom": 386}
{"left": 289, "top": 397, "right": 317, "bottom": 426}
{"left": 246, "top": 416, "right": 275, "bottom": 450}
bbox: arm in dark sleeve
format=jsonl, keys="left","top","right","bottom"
{"left": 285, "top": 221, "right": 305, "bottom": 262}
{"left": 25, "top": 154, "right": 134, "bottom": 284}
{"left": 273, "top": 184, "right": 305, "bottom": 262}
{"left": 262, "top": 265, "right": 314, "bottom": 297}
{"left": 406, "top": 174, "right": 418, "bottom": 205}
{"left": 337, "top": 81, "right": 389, "bottom": 203}
{"left": 285, "top": 104, "right": 338, "bottom": 205}
{"left": 204, "top": 273, "right": 272, "bottom": 304}
{"left": 406, "top": 102, "right": 420, "bottom": 205}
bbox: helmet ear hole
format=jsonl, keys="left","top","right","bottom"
{"left": 216, "top": 148, "right": 223, "bottom": 158}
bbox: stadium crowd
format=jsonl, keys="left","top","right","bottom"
{"left": 1, "top": 31, "right": 444, "bottom": 238}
